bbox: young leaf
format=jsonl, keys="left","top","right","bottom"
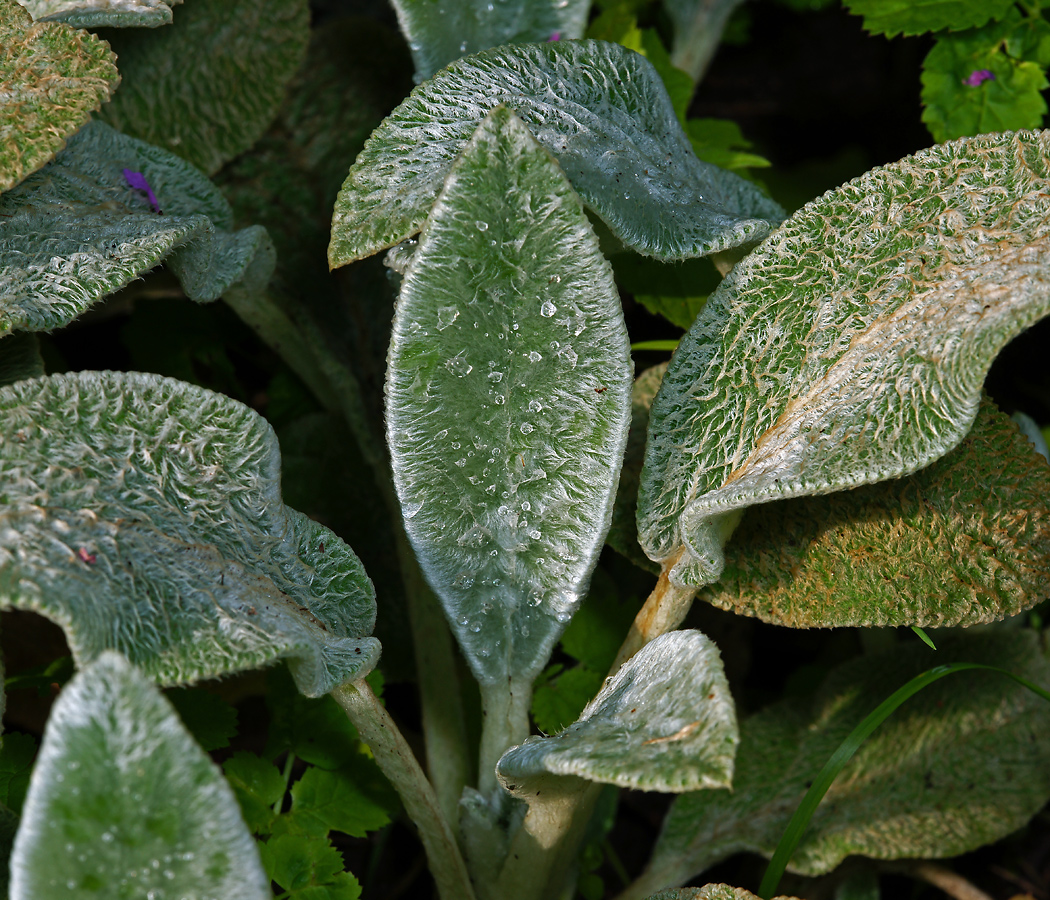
{"left": 96, "top": 0, "right": 309, "bottom": 175}
{"left": 631, "top": 631, "right": 1050, "bottom": 895}
{"left": 498, "top": 630, "right": 737, "bottom": 792}
{"left": 0, "top": 0, "right": 118, "bottom": 192}
{"left": 18, "top": 0, "right": 181, "bottom": 28}
{"left": 286, "top": 765, "right": 393, "bottom": 838}
{"left": 390, "top": 0, "right": 590, "bottom": 82}
{"left": 386, "top": 105, "right": 632, "bottom": 685}
{"left": 843, "top": 0, "right": 1014, "bottom": 38}
{"left": 223, "top": 752, "right": 285, "bottom": 835}
{"left": 638, "top": 130, "right": 1050, "bottom": 590}
{"left": 0, "top": 120, "right": 274, "bottom": 336}
{"left": 329, "top": 40, "right": 785, "bottom": 267}
{"left": 9, "top": 652, "right": 271, "bottom": 900}
{"left": 0, "top": 371, "right": 380, "bottom": 696}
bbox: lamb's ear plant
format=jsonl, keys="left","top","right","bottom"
{"left": 3, "top": 0, "right": 1050, "bottom": 898}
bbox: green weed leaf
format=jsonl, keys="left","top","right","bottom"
{"left": 287, "top": 766, "right": 392, "bottom": 838}
{"left": 329, "top": 40, "right": 784, "bottom": 267}
{"left": 843, "top": 0, "right": 1014, "bottom": 38}
{"left": 0, "top": 0, "right": 118, "bottom": 192}
{"left": 0, "top": 371, "right": 380, "bottom": 696}
{"left": 97, "top": 0, "right": 309, "bottom": 175}
{"left": 0, "top": 733, "right": 35, "bottom": 814}
{"left": 498, "top": 630, "right": 737, "bottom": 792}
{"left": 0, "top": 120, "right": 274, "bottom": 336}
{"left": 9, "top": 652, "right": 270, "bottom": 899}
{"left": 18, "top": 0, "right": 180, "bottom": 27}
{"left": 386, "top": 105, "right": 632, "bottom": 684}
{"left": 223, "top": 752, "right": 284, "bottom": 835}
{"left": 259, "top": 833, "right": 361, "bottom": 899}
{"left": 638, "top": 130, "right": 1050, "bottom": 589}
{"left": 531, "top": 664, "right": 606, "bottom": 735}
{"left": 166, "top": 687, "right": 238, "bottom": 751}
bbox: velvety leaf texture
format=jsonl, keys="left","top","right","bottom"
{"left": 631, "top": 632, "right": 1050, "bottom": 895}
{"left": 638, "top": 130, "right": 1050, "bottom": 589}
{"left": 329, "top": 40, "right": 784, "bottom": 267}
{"left": 0, "top": 120, "right": 274, "bottom": 336}
{"left": 497, "top": 631, "right": 737, "bottom": 792}
{"left": 0, "top": 371, "right": 379, "bottom": 696}
{"left": 392, "top": 0, "right": 589, "bottom": 82}
{"left": 703, "top": 396, "right": 1050, "bottom": 627}
{"left": 18, "top": 0, "right": 180, "bottom": 27}
{"left": 843, "top": 0, "right": 1014, "bottom": 37}
{"left": 386, "top": 106, "right": 632, "bottom": 684}
{"left": 97, "top": 0, "right": 309, "bottom": 175}
{"left": 0, "top": 0, "right": 118, "bottom": 192}
{"left": 9, "top": 653, "right": 270, "bottom": 900}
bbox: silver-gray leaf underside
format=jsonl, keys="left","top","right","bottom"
{"left": 17, "top": 0, "right": 181, "bottom": 27}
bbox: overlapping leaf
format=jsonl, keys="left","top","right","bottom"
{"left": 329, "top": 40, "right": 784, "bottom": 267}
{"left": 18, "top": 0, "right": 180, "bottom": 27}
{"left": 0, "top": 120, "right": 274, "bottom": 336}
{"left": 843, "top": 0, "right": 1014, "bottom": 38}
{"left": 638, "top": 130, "right": 1050, "bottom": 589}
{"left": 0, "top": 0, "right": 118, "bottom": 192}
{"left": 392, "top": 0, "right": 589, "bottom": 82}
{"left": 97, "top": 0, "right": 309, "bottom": 175}
{"left": 630, "top": 632, "right": 1050, "bottom": 896}
{"left": 9, "top": 653, "right": 270, "bottom": 900}
{"left": 386, "top": 106, "right": 632, "bottom": 684}
{"left": 0, "top": 371, "right": 379, "bottom": 696}
{"left": 498, "top": 631, "right": 737, "bottom": 792}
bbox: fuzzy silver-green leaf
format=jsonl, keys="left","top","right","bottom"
{"left": 387, "top": 106, "right": 631, "bottom": 684}
{"left": 329, "top": 40, "right": 783, "bottom": 267}
{"left": 10, "top": 652, "right": 270, "bottom": 900}
{"left": 0, "top": 120, "right": 274, "bottom": 336}
{"left": 0, "top": 371, "right": 379, "bottom": 696}
{"left": 17, "top": 0, "right": 180, "bottom": 27}
{"left": 638, "top": 130, "right": 1050, "bottom": 589}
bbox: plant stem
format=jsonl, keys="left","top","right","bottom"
{"left": 331, "top": 679, "right": 477, "bottom": 900}
{"left": 477, "top": 678, "right": 533, "bottom": 795}
{"left": 670, "top": 0, "right": 748, "bottom": 85}
{"left": 275, "top": 751, "right": 296, "bottom": 814}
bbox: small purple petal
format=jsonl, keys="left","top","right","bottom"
{"left": 963, "top": 69, "right": 994, "bottom": 87}
{"left": 122, "top": 167, "right": 162, "bottom": 213}
{"left": 547, "top": 31, "right": 561, "bottom": 41}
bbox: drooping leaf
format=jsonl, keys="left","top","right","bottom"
{"left": 96, "top": 0, "right": 309, "bottom": 175}
{"left": 843, "top": 0, "right": 1014, "bottom": 38}
{"left": 0, "top": 334, "right": 43, "bottom": 387}
{"left": 0, "top": 371, "right": 380, "bottom": 696}
{"left": 17, "top": 0, "right": 181, "bottom": 27}
{"left": 387, "top": 106, "right": 631, "bottom": 684}
{"left": 0, "top": 120, "right": 274, "bottom": 336}
{"left": 329, "top": 40, "right": 785, "bottom": 267}
{"left": 498, "top": 630, "right": 737, "bottom": 792}
{"left": 0, "top": 0, "right": 118, "bottom": 192}
{"left": 390, "top": 0, "right": 589, "bottom": 82}
{"left": 223, "top": 752, "right": 284, "bottom": 835}
{"left": 632, "top": 632, "right": 1050, "bottom": 895}
{"left": 703, "top": 396, "right": 1050, "bottom": 627}
{"left": 638, "top": 130, "right": 1050, "bottom": 590}
{"left": 9, "top": 652, "right": 271, "bottom": 900}
{"left": 166, "top": 686, "right": 238, "bottom": 751}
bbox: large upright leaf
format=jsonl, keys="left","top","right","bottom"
{"left": 18, "top": 0, "right": 181, "bottom": 27}
{"left": 638, "top": 130, "right": 1050, "bottom": 589}
{"left": 386, "top": 105, "right": 632, "bottom": 684}
{"left": 97, "top": 0, "right": 309, "bottom": 175}
{"left": 10, "top": 652, "right": 270, "bottom": 900}
{"left": 0, "top": 120, "right": 273, "bottom": 336}
{"left": 0, "top": 371, "right": 379, "bottom": 696}
{"left": 391, "top": 0, "right": 589, "bottom": 82}
{"left": 497, "top": 631, "right": 737, "bottom": 793}
{"left": 0, "top": 0, "right": 118, "bottom": 192}
{"left": 329, "top": 40, "right": 784, "bottom": 268}
{"left": 629, "top": 631, "right": 1050, "bottom": 897}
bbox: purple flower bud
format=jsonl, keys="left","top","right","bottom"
{"left": 547, "top": 31, "right": 561, "bottom": 41}
{"left": 963, "top": 69, "right": 994, "bottom": 87}
{"left": 122, "top": 168, "right": 162, "bottom": 213}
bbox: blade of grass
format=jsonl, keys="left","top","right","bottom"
{"left": 911, "top": 626, "right": 937, "bottom": 649}
{"left": 631, "top": 340, "right": 680, "bottom": 352}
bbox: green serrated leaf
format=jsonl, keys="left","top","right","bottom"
{"left": 0, "top": 0, "right": 118, "bottom": 192}
{"left": 0, "top": 334, "right": 43, "bottom": 388}
{"left": 223, "top": 752, "right": 284, "bottom": 836}
{"left": 634, "top": 632, "right": 1050, "bottom": 894}
{"left": 921, "top": 13, "right": 1049, "bottom": 143}
{"left": 265, "top": 664, "right": 362, "bottom": 768}
{"left": 638, "top": 130, "right": 1050, "bottom": 590}
{"left": 0, "top": 733, "right": 35, "bottom": 814}
{"left": 843, "top": 0, "right": 1014, "bottom": 38}
{"left": 18, "top": 0, "right": 181, "bottom": 27}
{"left": 166, "top": 686, "right": 238, "bottom": 751}
{"left": 391, "top": 0, "right": 589, "bottom": 82}
{"left": 9, "top": 652, "right": 270, "bottom": 899}
{"left": 686, "top": 118, "right": 772, "bottom": 178}
{"left": 287, "top": 765, "right": 393, "bottom": 838}
{"left": 259, "top": 833, "right": 350, "bottom": 895}
{"left": 96, "top": 0, "right": 309, "bottom": 175}
{"left": 499, "top": 630, "right": 737, "bottom": 792}
{"left": 0, "top": 371, "right": 379, "bottom": 696}
{"left": 531, "top": 664, "right": 605, "bottom": 735}
{"left": 386, "top": 105, "right": 632, "bottom": 684}
{"left": 329, "top": 40, "right": 785, "bottom": 267}
{"left": 0, "top": 120, "right": 275, "bottom": 336}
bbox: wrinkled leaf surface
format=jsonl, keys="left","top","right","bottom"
{"left": 18, "top": 0, "right": 180, "bottom": 27}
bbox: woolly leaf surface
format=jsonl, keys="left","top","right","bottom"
{"left": 329, "top": 40, "right": 784, "bottom": 266}
{"left": 18, "top": 0, "right": 180, "bottom": 27}
{"left": 9, "top": 652, "right": 270, "bottom": 900}
{"left": 638, "top": 130, "right": 1050, "bottom": 589}
{"left": 387, "top": 106, "right": 631, "bottom": 684}
{"left": 0, "top": 371, "right": 379, "bottom": 696}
